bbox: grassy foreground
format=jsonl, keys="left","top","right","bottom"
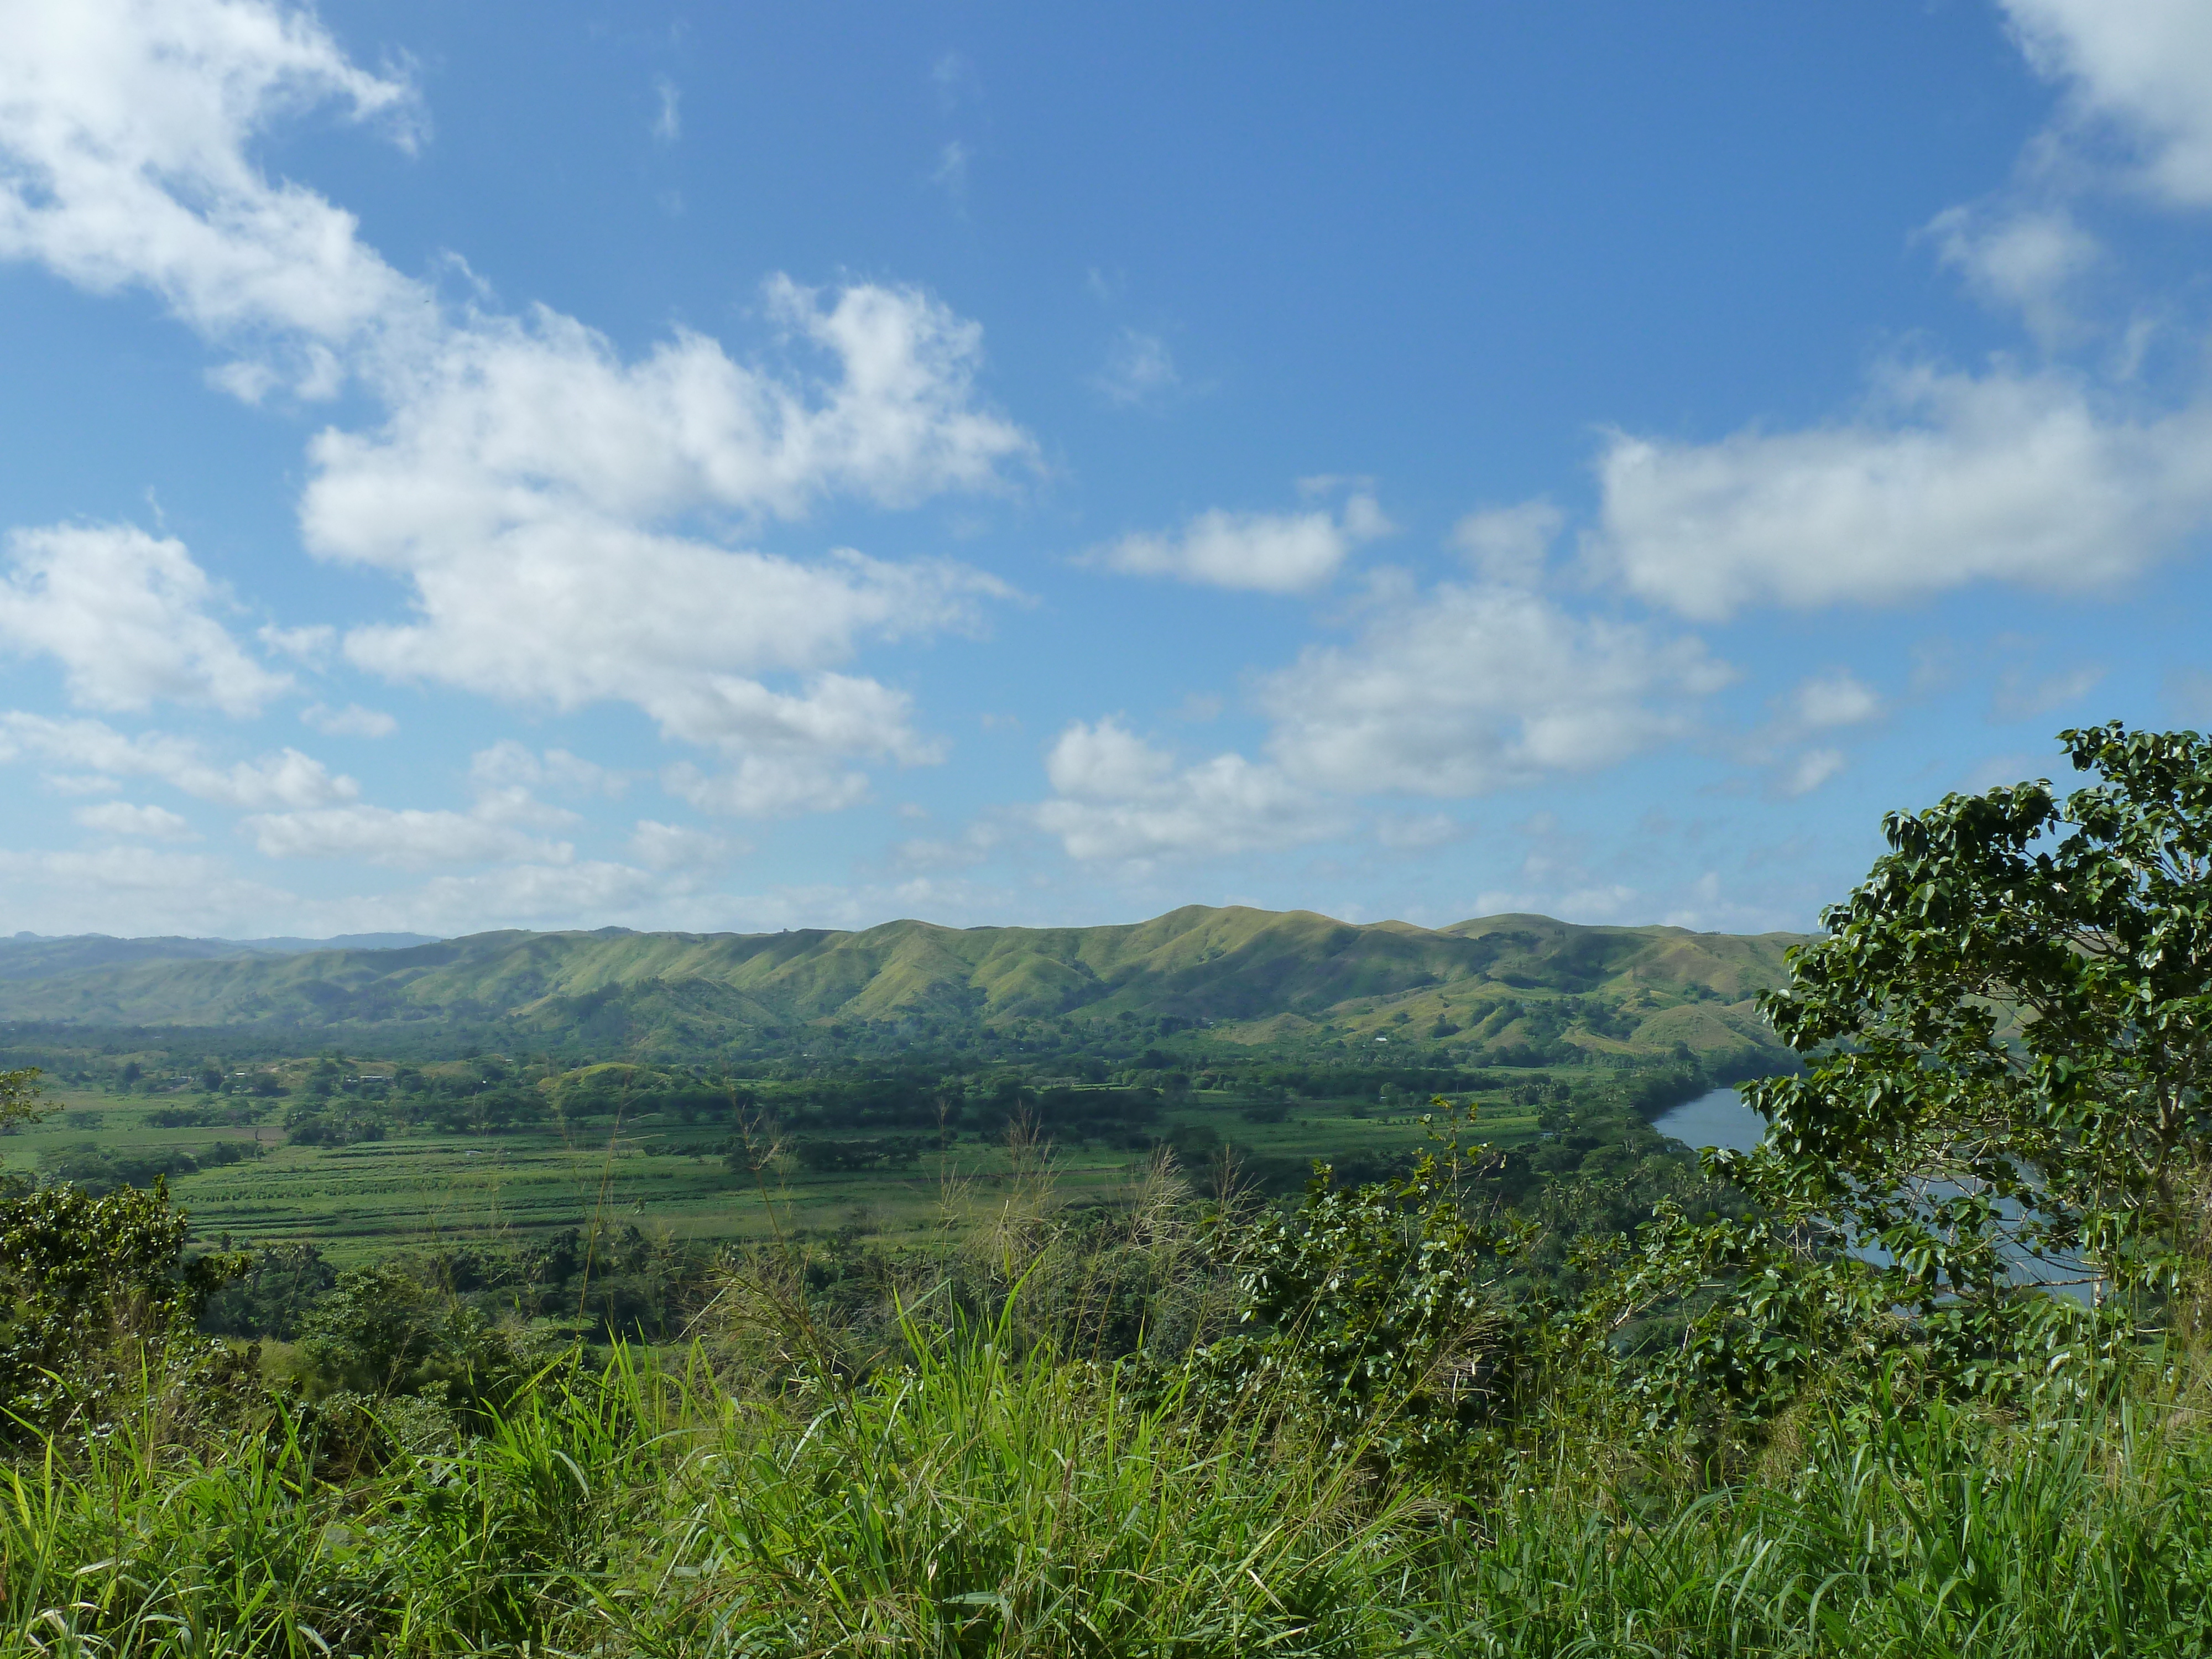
{"left": 7, "top": 1304, "right": 2212, "bottom": 1655}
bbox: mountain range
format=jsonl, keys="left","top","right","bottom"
{"left": 0, "top": 907, "right": 1803, "bottom": 1068}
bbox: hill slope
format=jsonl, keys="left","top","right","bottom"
{"left": 0, "top": 933, "right": 440, "bottom": 981}
{"left": 0, "top": 907, "right": 1806, "bottom": 1068}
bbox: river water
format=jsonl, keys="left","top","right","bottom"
{"left": 1651, "top": 1084, "right": 1765, "bottom": 1153}
{"left": 1648, "top": 1084, "right": 2096, "bottom": 1302}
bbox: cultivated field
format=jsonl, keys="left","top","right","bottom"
{"left": 2, "top": 1084, "right": 1542, "bottom": 1260}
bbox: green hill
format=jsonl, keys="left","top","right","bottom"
{"left": 0, "top": 906, "right": 1806, "bottom": 1070}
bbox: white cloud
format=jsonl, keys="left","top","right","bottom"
{"left": 1472, "top": 880, "right": 1642, "bottom": 925}
{"left": 664, "top": 754, "right": 872, "bottom": 820}
{"left": 1093, "top": 328, "right": 1179, "bottom": 408}
{"left": 1033, "top": 719, "right": 1339, "bottom": 862}
{"left": 930, "top": 51, "right": 979, "bottom": 111}
{"left": 310, "top": 281, "right": 1031, "bottom": 549}
{"left": 1592, "top": 362, "right": 2212, "bottom": 618}
{"left": 891, "top": 820, "right": 1003, "bottom": 873}
{"left": 1927, "top": 204, "right": 2103, "bottom": 342}
{"left": 628, "top": 819, "right": 737, "bottom": 871}
{"left": 74, "top": 800, "right": 196, "bottom": 841}
{"left": 468, "top": 740, "right": 620, "bottom": 797}
{"left": 1260, "top": 582, "right": 1731, "bottom": 795}
{"left": 931, "top": 140, "right": 970, "bottom": 203}
{"left": 1091, "top": 493, "right": 1391, "bottom": 593}
{"left": 1780, "top": 748, "right": 1846, "bottom": 797}
{"left": 305, "top": 284, "right": 1026, "bottom": 783}
{"left": 0, "top": 712, "right": 356, "bottom": 807}
{"left": 2002, "top": 0, "right": 2212, "bottom": 207}
{"left": 1792, "top": 670, "right": 1880, "bottom": 729}
{"left": 1029, "top": 573, "right": 1729, "bottom": 864}
{"left": 0, "top": 523, "right": 290, "bottom": 713}
{"left": 0, "top": 0, "right": 427, "bottom": 393}
{"left": 301, "top": 702, "right": 396, "bottom": 737}
{"left": 0, "top": 844, "right": 292, "bottom": 936}
{"left": 395, "top": 860, "right": 695, "bottom": 931}
{"left": 1374, "top": 812, "right": 1466, "bottom": 851}
{"left": 1451, "top": 500, "right": 1562, "bottom": 587}
{"left": 1, "top": 9, "right": 1036, "bottom": 825}
{"left": 651, "top": 75, "right": 680, "bottom": 144}
{"left": 239, "top": 803, "right": 571, "bottom": 869}
{"left": 260, "top": 623, "right": 335, "bottom": 661}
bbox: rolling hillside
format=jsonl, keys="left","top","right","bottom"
{"left": 0, "top": 907, "right": 1807, "bottom": 1068}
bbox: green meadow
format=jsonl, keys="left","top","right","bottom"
{"left": 4, "top": 1079, "right": 1543, "bottom": 1260}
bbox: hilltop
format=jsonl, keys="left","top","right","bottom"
{"left": 0, "top": 906, "right": 1802, "bottom": 1070}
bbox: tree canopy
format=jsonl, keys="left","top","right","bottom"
{"left": 1623, "top": 722, "right": 2212, "bottom": 1415}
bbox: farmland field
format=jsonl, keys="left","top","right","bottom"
{"left": 3, "top": 1083, "right": 1543, "bottom": 1261}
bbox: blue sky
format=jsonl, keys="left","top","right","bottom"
{"left": 1, "top": 0, "right": 2209, "bottom": 940}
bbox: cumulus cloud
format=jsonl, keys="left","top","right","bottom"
{"left": 1592, "top": 11, "right": 2212, "bottom": 628}
{"left": 1792, "top": 670, "right": 1881, "bottom": 729}
{"left": 1091, "top": 493, "right": 1391, "bottom": 594}
{"left": 0, "top": 0, "right": 427, "bottom": 393}
{"left": 2002, "top": 0, "right": 2212, "bottom": 207}
{"left": 469, "top": 740, "right": 620, "bottom": 797}
{"left": 664, "top": 754, "right": 872, "bottom": 820}
{"left": 1030, "top": 573, "right": 1728, "bottom": 862}
{"left": 1591, "top": 362, "right": 2212, "bottom": 618}
{"left": 0, "top": 712, "right": 356, "bottom": 807}
{"left": 0, "top": 10, "right": 1038, "bottom": 825}
{"left": 1260, "top": 582, "right": 1731, "bottom": 795}
{"left": 1927, "top": 203, "right": 2103, "bottom": 342}
{"left": 1450, "top": 500, "right": 1562, "bottom": 587}
{"left": 238, "top": 802, "right": 570, "bottom": 868}
{"left": 301, "top": 702, "right": 396, "bottom": 737}
{"left": 74, "top": 800, "right": 196, "bottom": 840}
{"left": 305, "top": 285, "right": 1027, "bottom": 783}
{"left": 307, "top": 281, "right": 1032, "bottom": 556}
{"left": 1032, "top": 719, "right": 1339, "bottom": 862}
{"left": 628, "top": 819, "right": 737, "bottom": 871}
{"left": 1779, "top": 748, "right": 1846, "bottom": 797}
{"left": 0, "top": 523, "right": 290, "bottom": 713}
{"left": 1374, "top": 812, "right": 1466, "bottom": 851}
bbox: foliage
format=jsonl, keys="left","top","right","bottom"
{"left": 7, "top": 1301, "right": 2212, "bottom": 1653}
{"left": 0, "top": 1180, "right": 246, "bottom": 1436}
{"left": 294, "top": 1262, "right": 529, "bottom": 1415}
{"left": 0, "top": 1067, "right": 49, "bottom": 1134}
{"left": 1609, "top": 722, "right": 2212, "bottom": 1422}
{"left": 1186, "top": 1103, "right": 1566, "bottom": 1477}
{"left": 198, "top": 1240, "right": 340, "bottom": 1341}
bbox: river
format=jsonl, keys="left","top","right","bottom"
{"left": 1651, "top": 1084, "right": 1765, "bottom": 1153}
{"left": 1648, "top": 1083, "right": 2095, "bottom": 1302}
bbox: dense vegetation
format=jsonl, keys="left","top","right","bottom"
{"left": 7, "top": 724, "right": 2212, "bottom": 1654}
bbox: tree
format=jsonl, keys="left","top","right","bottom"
{"left": 1619, "top": 723, "right": 2212, "bottom": 1418}
{"left": 0, "top": 1067, "right": 50, "bottom": 1133}
{"left": 0, "top": 1180, "right": 247, "bottom": 1434}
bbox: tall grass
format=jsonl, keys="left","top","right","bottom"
{"left": 0, "top": 1324, "right": 1427, "bottom": 1657}
{"left": 8, "top": 1154, "right": 2212, "bottom": 1656}
{"left": 1437, "top": 1393, "right": 2212, "bottom": 1657}
{"left": 8, "top": 1338, "right": 2212, "bottom": 1655}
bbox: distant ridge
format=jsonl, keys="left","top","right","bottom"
{"left": 0, "top": 906, "right": 1802, "bottom": 1069}
{"left": 0, "top": 932, "right": 442, "bottom": 982}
